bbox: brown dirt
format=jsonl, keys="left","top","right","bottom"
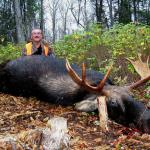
{"left": 0, "top": 93, "right": 150, "bottom": 150}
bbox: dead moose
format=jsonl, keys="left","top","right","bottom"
{"left": 0, "top": 55, "right": 150, "bottom": 133}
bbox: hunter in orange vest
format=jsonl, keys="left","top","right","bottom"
{"left": 22, "top": 29, "right": 54, "bottom": 56}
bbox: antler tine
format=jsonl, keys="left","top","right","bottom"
{"left": 97, "top": 64, "right": 113, "bottom": 90}
{"left": 138, "top": 53, "right": 142, "bottom": 63}
{"left": 66, "top": 59, "right": 97, "bottom": 91}
{"left": 66, "top": 59, "right": 112, "bottom": 93}
{"left": 128, "top": 75, "right": 150, "bottom": 90}
{"left": 126, "top": 58, "right": 134, "bottom": 66}
{"left": 66, "top": 59, "right": 82, "bottom": 85}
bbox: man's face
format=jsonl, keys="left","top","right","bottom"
{"left": 31, "top": 29, "right": 43, "bottom": 42}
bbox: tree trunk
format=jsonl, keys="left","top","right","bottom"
{"left": 63, "top": 10, "right": 68, "bottom": 36}
{"left": 147, "top": 0, "right": 150, "bottom": 25}
{"left": 13, "top": 0, "right": 25, "bottom": 43}
{"left": 83, "top": 0, "right": 88, "bottom": 29}
{"left": 49, "top": 0, "right": 60, "bottom": 43}
{"left": 52, "top": 10, "right": 56, "bottom": 43}
{"left": 95, "top": 0, "right": 103, "bottom": 23}
{"left": 40, "top": 0, "right": 44, "bottom": 32}
{"left": 70, "top": 0, "right": 84, "bottom": 28}
{"left": 107, "top": 0, "right": 114, "bottom": 27}
{"left": 133, "top": 0, "right": 137, "bottom": 22}
{"left": 118, "top": 0, "right": 131, "bottom": 24}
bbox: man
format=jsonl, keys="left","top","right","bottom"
{"left": 22, "top": 28, "right": 54, "bottom": 56}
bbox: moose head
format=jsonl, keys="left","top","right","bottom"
{"left": 66, "top": 55, "right": 150, "bottom": 133}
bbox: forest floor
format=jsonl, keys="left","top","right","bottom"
{"left": 0, "top": 90, "right": 150, "bottom": 150}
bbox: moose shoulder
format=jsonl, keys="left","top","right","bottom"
{"left": 0, "top": 55, "right": 150, "bottom": 133}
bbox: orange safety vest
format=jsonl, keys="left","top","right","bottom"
{"left": 25, "top": 42, "right": 49, "bottom": 56}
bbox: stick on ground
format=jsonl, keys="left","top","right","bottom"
{"left": 97, "top": 96, "right": 109, "bottom": 132}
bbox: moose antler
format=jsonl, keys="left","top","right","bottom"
{"left": 128, "top": 75, "right": 150, "bottom": 89}
{"left": 127, "top": 54, "right": 150, "bottom": 89}
{"left": 66, "top": 60, "right": 112, "bottom": 131}
{"left": 66, "top": 55, "right": 150, "bottom": 93}
{"left": 66, "top": 59, "right": 112, "bottom": 93}
{"left": 127, "top": 54, "right": 150, "bottom": 79}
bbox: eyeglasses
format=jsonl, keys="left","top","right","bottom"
{"left": 32, "top": 32, "right": 42, "bottom": 35}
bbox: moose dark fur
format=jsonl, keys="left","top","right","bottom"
{"left": 0, "top": 55, "right": 150, "bottom": 133}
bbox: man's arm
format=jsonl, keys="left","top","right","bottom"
{"left": 22, "top": 48, "right": 27, "bottom": 56}
{"left": 48, "top": 46, "right": 55, "bottom": 57}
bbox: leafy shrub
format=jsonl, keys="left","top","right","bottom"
{"left": 144, "top": 81, "right": 150, "bottom": 99}
{"left": 54, "top": 23, "right": 150, "bottom": 82}
{"left": 103, "top": 23, "right": 150, "bottom": 58}
{"left": 0, "top": 43, "right": 23, "bottom": 63}
{"left": 54, "top": 24, "right": 103, "bottom": 63}
{"left": 55, "top": 23, "right": 150, "bottom": 60}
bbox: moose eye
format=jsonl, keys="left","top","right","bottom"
{"left": 107, "top": 97, "right": 118, "bottom": 107}
{"left": 110, "top": 99, "right": 118, "bottom": 106}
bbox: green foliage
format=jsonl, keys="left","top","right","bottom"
{"left": 0, "top": 43, "right": 22, "bottom": 63}
{"left": 54, "top": 23, "right": 150, "bottom": 88}
{"left": 55, "top": 23, "right": 150, "bottom": 59}
{"left": 54, "top": 23, "right": 150, "bottom": 77}
{"left": 54, "top": 24, "right": 103, "bottom": 63}
{"left": 103, "top": 23, "right": 150, "bottom": 58}
{"left": 144, "top": 84, "right": 150, "bottom": 99}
